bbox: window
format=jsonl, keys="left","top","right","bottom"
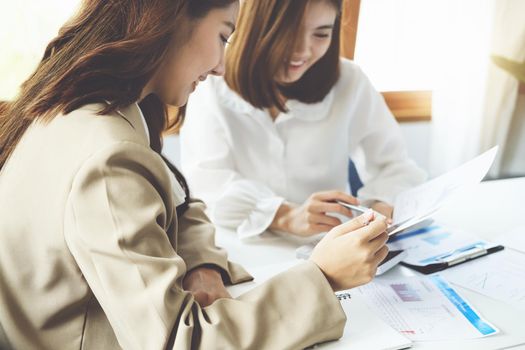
{"left": 341, "top": 0, "right": 433, "bottom": 122}
{"left": 0, "top": 1, "right": 80, "bottom": 100}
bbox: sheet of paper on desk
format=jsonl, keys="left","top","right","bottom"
{"left": 496, "top": 225, "right": 525, "bottom": 254}
{"left": 317, "top": 292, "right": 412, "bottom": 350}
{"left": 356, "top": 275, "right": 499, "bottom": 341}
{"left": 387, "top": 225, "right": 496, "bottom": 266}
{"left": 440, "top": 248, "right": 525, "bottom": 311}
{"left": 391, "top": 146, "right": 498, "bottom": 227}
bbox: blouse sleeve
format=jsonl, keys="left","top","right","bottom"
{"left": 181, "top": 82, "right": 284, "bottom": 239}
{"left": 64, "top": 141, "right": 345, "bottom": 349}
{"left": 346, "top": 65, "right": 427, "bottom": 206}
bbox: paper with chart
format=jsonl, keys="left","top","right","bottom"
{"left": 387, "top": 225, "right": 498, "bottom": 266}
{"left": 440, "top": 248, "right": 525, "bottom": 311}
{"left": 319, "top": 292, "right": 412, "bottom": 350}
{"left": 357, "top": 275, "right": 498, "bottom": 341}
{"left": 390, "top": 147, "right": 498, "bottom": 233}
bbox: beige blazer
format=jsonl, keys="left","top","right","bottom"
{"left": 0, "top": 103, "right": 345, "bottom": 349}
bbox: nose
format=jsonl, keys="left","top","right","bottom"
{"left": 293, "top": 32, "right": 310, "bottom": 59}
{"left": 210, "top": 53, "right": 226, "bottom": 76}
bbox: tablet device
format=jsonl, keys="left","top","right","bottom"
{"left": 376, "top": 249, "right": 406, "bottom": 275}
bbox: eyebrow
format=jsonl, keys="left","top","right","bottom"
{"left": 223, "top": 21, "right": 236, "bottom": 33}
{"left": 315, "top": 25, "right": 335, "bottom": 30}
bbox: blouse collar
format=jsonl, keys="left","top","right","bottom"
{"left": 213, "top": 76, "right": 335, "bottom": 122}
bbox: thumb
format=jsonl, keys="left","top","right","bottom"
{"left": 330, "top": 210, "right": 375, "bottom": 237}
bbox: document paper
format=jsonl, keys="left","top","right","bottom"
{"left": 441, "top": 248, "right": 525, "bottom": 311}
{"left": 391, "top": 147, "right": 498, "bottom": 233}
{"left": 357, "top": 275, "right": 498, "bottom": 341}
{"left": 387, "top": 225, "right": 497, "bottom": 266}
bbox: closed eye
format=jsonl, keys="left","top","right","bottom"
{"left": 220, "top": 35, "right": 231, "bottom": 46}
{"left": 314, "top": 32, "right": 331, "bottom": 39}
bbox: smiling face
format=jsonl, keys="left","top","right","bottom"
{"left": 145, "top": 2, "right": 239, "bottom": 106}
{"left": 275, "top": 0, "right": 337, "bottom": 85}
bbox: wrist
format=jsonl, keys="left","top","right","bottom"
{"left": 270, "top": 202, "right": 296, "bottom": 232}
{"left": 309, "top": 258, "right": 339, "bottom": 292}
{"left": 184, "top": 265, "right": 223, "bottom": 286}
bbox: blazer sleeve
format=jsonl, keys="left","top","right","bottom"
{"left": 181, "top": 83, "right": 284, "bottom": 239}
{"left": 64, "top": 141, "right": 345, "bottom": 350}
{"left": 175, "top": 198, "right": 252, "bottom": 284}
{"left": 347, "top": 66, "right": 427, "bottom": 205}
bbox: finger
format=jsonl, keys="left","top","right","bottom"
{"left": 309, "top": 213, "right": 342, "bottom": 227}
{"left": 354, "top": 217, "right": 388, "bottom": 241}
{"left": 312, "top": 191, "right": 360, "bottom": 205}
{"left": 309, "top": 201, "right": 354, "bottom": 217}
{"left": 371, "top": 202, "right": 394, "bottom": 219}
{"left": 330, "top": 210, "right": 375, "bottom": 237}
{"left": 311, "top": 223, "right": 335, "bottom": 234}
{"left": 372, "top": 245, "right": 389, "bottom": 266}
{"left": 368, "top": 231, "right": 389, "bottom": 253}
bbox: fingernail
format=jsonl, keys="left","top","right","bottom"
{"left": 363, "top": 209, "right": 374, "bottom": 224}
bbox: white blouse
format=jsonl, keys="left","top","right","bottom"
{"left": 180, "top": 59, "right": 426, "bottom": 239}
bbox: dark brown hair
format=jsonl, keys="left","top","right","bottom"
{"left": 225, "top": 0, "right": 342, "bottom": 112}
{"left": 0, "top": 0, "right": 237, "bottom": 215}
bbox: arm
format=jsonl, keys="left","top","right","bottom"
{"left": 65, "top": 141, "right": 346, "bottom": 349}
{"left": 181, "top": 83, "right": 284, "bottom": 238}
{"left": 175, "top": 198, "right": 253, "bottom": 306}
{"left": 176, "top": 198, "right": 252, "bottom": 284}
{"left": 348, "top": 67, "right": 427, "bottom": 207}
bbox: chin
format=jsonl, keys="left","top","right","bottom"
{"left": 166, "top": 94, "right": 189, "bottom": 107}
{"left": 279, "top": 70, "right": 307, "bottom": 84}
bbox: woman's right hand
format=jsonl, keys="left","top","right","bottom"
{"left": 309, "top": 211, "right": 389, "bottom": 291}
{"left": 270, "top": 191, "right": 358, "bottom": 237}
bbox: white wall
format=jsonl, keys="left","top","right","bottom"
{"left": 399, "top": 122, "right": 432, "bottom": 173}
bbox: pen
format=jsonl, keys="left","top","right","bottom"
{"left": 336, "top": 200, "right": 370, "bottom": 214}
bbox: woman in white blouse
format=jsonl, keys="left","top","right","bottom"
{"left": 180, "top": 0, "right": 426, "bottom": 239}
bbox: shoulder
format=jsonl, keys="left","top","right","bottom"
{"left": 57, "top": 103, "right": 148, "bottom": 149}
{"left": 188, "top": 76, "right": 257, "bottom": 115}
{"left": 329, "top": 58, "right": 382, "bottom": 107}
{"left": 37, "top": 103, "right": 161, "bottom": 175}
{"left": 336, "top": 58, "right": 373, "bottom": 90}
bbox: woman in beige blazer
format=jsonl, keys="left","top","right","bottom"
{"left": 0, "top": 1, "right": 389, "bottom": 349}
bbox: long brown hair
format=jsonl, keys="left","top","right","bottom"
{"left": 0, "top": 0, "right": 236, "bottom": 214}
{"left": 225, "top": 0, "right": 342, "bottom": 113}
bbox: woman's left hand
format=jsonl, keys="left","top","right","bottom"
{"left": 371, "top": 201, "right": 394, "bottom": 223}
{"left": 183, "top": 266, "right": 231, "bottom": 307}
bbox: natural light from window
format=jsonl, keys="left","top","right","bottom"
{"left": 0, "top": 1, "right": 80, "bottom": 100}
{"left": 354, "top": 0, "right": 493, "bottom": 92}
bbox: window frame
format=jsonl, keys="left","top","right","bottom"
{"left": 341, "top": 0, "right": 432, "bottom": 122}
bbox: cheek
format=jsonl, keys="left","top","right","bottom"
{"left": 312, "top": 40, "right": 332, "bottom": 62}
{"left": 202, "top": 42, "right": 222, "bottom": 72}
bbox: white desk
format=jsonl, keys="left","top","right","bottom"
{"left": 218, "top": 177, "right": 525, "bottom": 350}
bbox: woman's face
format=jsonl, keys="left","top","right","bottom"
{"left": 276, "top": 0, "right": 337, "bottom": 85}
{"left": 147, "top": 3, "right": 239, "bottom": 106}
